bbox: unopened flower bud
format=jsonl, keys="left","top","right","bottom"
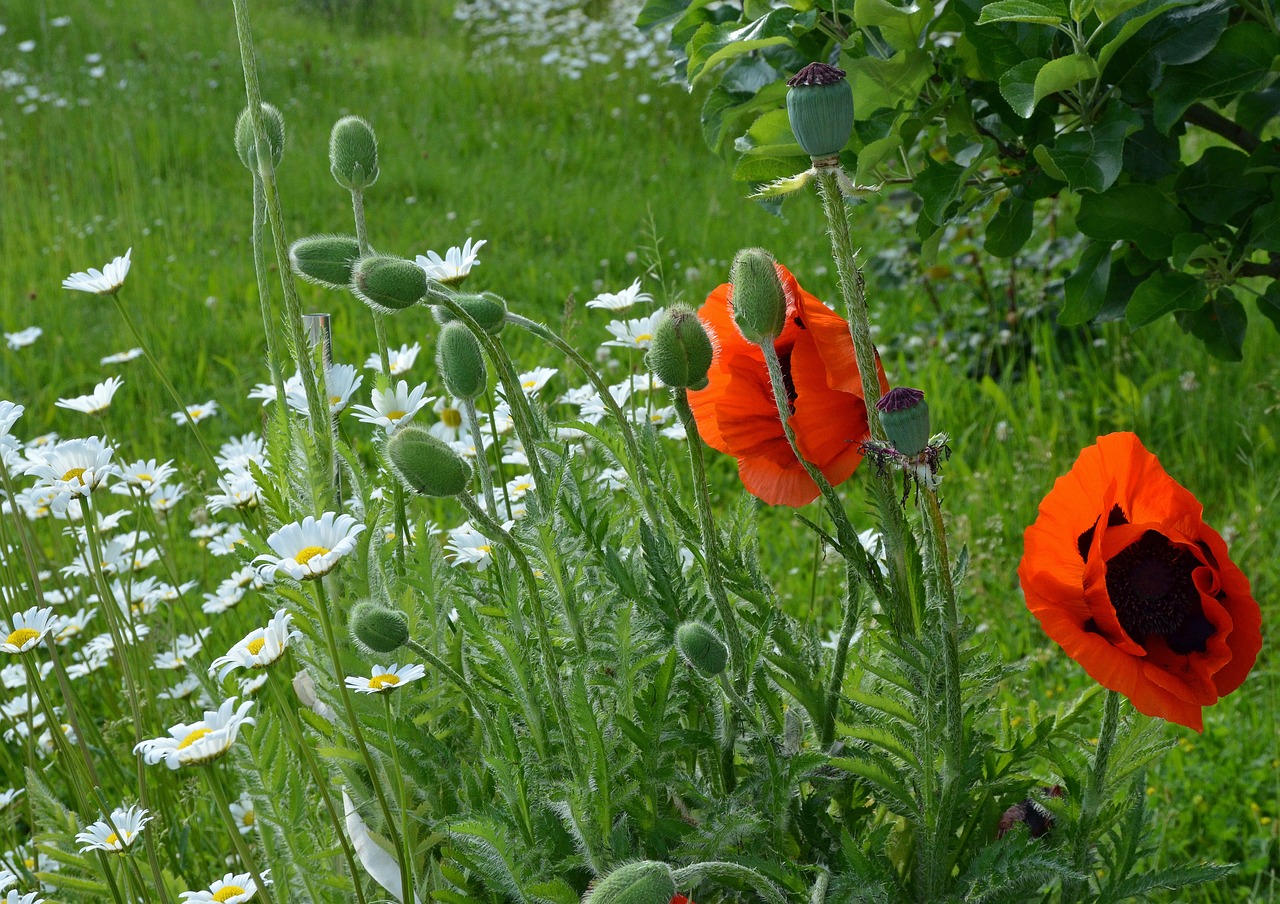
{"left": 583, "top": 861, "right": 676, "bottom": 904}
{"left": 875, "top": 387, "right": 930, "bottom": 457}
{"left": 329, "top": 115, "right": 379, "bottom": 190}
{"left": 387, "top": 424, "right": 472, "bottom": 497}
{"left": 351, "top": 255, "right": 428, "bottom": 313}
{"left": 290, "top": 235, "right": 363, "bottom": 290}
{"left": 786, "top": 63, "right": 854, "bottom": 160}
{"left": 436, "top": 321, "right": 488, "bottom": 400}
{"left": 234, "top": 103, "right": 286, "bottom": 171}
{"left": 675, "top": 621, "right": 728, "bottom": 677}
{"left": 432, "top": 292, "right": 508, "bottom": 335}
{"left": 730, "top": 249, "right": 787, "bottom": 344}
{"left": 349, "top": 601, "right": 409, "bottom": 655}
{"left": 647, "top": 306, "right": 712, "bottom": 391}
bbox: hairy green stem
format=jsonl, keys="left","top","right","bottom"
{"left": 207, "top": 767, "right": 276, "bottom": 904}
{"left": 462, "top": 397, "right": 500, "bottom": 521}
{"left": 251, "top": 177, "right": 289, "bottom": 407}
{"left": 1064, "top": 689, "right": 1122, "bottom": 903}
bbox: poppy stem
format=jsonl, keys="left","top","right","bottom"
{"left": 1064, "top": 689, "right": 1123, "bottom": 903}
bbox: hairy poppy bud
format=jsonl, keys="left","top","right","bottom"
{"left": 875, "top": 387, "right": 930, "bottom": 457}
{"left": 290, "top": 235, "right": 363, "bottom": 290}
{"left": 675, "top": 621, "right": 728, "bottom": 677}
{"left": 432, "top": 292, "right": 508, "bottom": 335}
{"left": 583, "top": 861, "right": 676, "bottom": 904}
{"left": 351, "top": 255, "right": 428, "bottom": 313}
{"left": 730, "top": 248, "right": 787, "bottom": 345}
{"left": 647, "top": 306, "right": 712, "bottom": 391}
{"left": 349, "top": 601, "right": 409, "bottom": 655}
{"left": 329, "top": 115, "right": 379, "bottom": 190}
{"left": 786, "top": 63, "right": 854, "bottom": 160}
{"left": 387, "top": 424, "right": 472, "bottom": 497}
{"left": 436, "top": 322, "right": 488, "bottom": 400}
{"left": 234, "top": 103, "right": 286, "bottom": 171}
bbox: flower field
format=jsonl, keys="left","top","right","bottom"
{"left": 0, "top": 1, "right": 1277, "bottom": 903}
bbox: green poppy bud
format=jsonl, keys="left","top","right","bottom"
{"left": 583, "top": 862, "right": 676, "bottom": 904}
{"left": 290, "top": 235, "right": 363, "bottom": 290}
{"left": 329, "top": 115, "right": 379, "bottom": 190}
{"left": 387, "top": 424, "right": 473, "bottom": 497}
{"left": 646, "top": 305, "right": 713, "bottom": 391}
{"left": 786, "top": 63, "right": 854, "bottom": 160}
{"left": 432, "top": 292, "right": 509, "bottom": 335}
{"left": 875, "top": 387, "right": 930, "bottom": 457}
{"left": 675, "top": 621, "right": 728, "bottom": 677}
{"left": 436, "top": 321, "right": 488, "bottom": 401}
{"left": 351, "top": 255, "right": 428, "bottom": 313}
{"left": 234, "top": 103, "right": 286, "bottom": 171}
{"left": 349, "top": 602, "right": 410, "bottom": 655}
{"left": 730, "top": 248, "right": 787, "bottom": 345}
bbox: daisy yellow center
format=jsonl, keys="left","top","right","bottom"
{"left": 477, "top": 544, "right": 492, "bottom": 554}
{"left": 294, "top": 545, "right": 330, "bottom": 566}
{"left": 247, "top": 638, "right": 266, "bottom": 656}
{"left": 104, "top": 832, "right": 120, "bottom": 846}
{"left": 441, "top": 407, "right": 463, "bottom": 429}
{"left": 213, "top": 886, "right": 246, "bottom": 902}
{"left": 242, "top": 812, "right": 255, "bottom": 826}
{"left": 522, "top": 380, "right": 537, "bottom": 388}
{"left": 178, "top": 727, "right": 212, "bottom": 749}
{"left": 190, "top": 409, "right": 204, "bottom": 418}
{"left": 386, "top": 409, "right": 406, "bottom": 421}
{"left": 137, "top": 474, "right": 152, "bottom": 482}
{"left": 368, "top": 673, "right": 401, "bottom": 689}
{"left": 635, "top": 333, "right": 652, "bottom": 343}
{"left": 61, "top": 466, "right": 87, "bottom": 483}
{"left": 6, "top": 628, "right": 40, "bottom": 648}
{"left": 330, "top": 395, "right": 342, "bottom": 405}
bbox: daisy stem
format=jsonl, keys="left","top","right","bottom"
{"left": 1064, "top": 689, "right": 1122, "bottom": 903}
{"left": 310, "top": 578, "right": 413, "bottom": 904}
{"left": 381, "top": 694, "right": 416, "bottom": 897}
{"left": 349, "top": 187, "right": 392, "bottom": 381}
{"left": 462, "top": 398, "right": 500, "bottom": 523}
{"left": 108, "top": 293, "right": 218, "bottom": 472}
{"left": 252, "top": 176, "right": 291, "bottom": 415}
{"left": 206, "top": 767, "right": 276, "bottom": 904}
{"left": 484, "top": 385, "right": 513, "bottom": 521}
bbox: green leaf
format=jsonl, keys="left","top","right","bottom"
{"left": 1125, "top": 269, "right": 1205, "bottom": 329}
{"left": 1175, "top": 146, "right": 1266, "bottom": 225}
{"left": 1095, "top": 0, "right": 1202, "bottom": 70}
{"left": 1153, "top": 22, "right": 1276, "bottom": 133}
{"left": 999, "top": 58, "right": 1047, "bottom": 118}
{"left": 854, "top": 0, "right": 936, "bottom": 49}
{"left": 854, "top": 133, "right": 903, "bottom": 185}
{"left": 843, "top": 49, "right": 933, "bottom": 119}
{"left": 1040, "top": 101, "right": 1141, "bottom": 192}
{"left": 734, "top": 153, "right": 811, "bottom": 184}
{"left": 1249, "top": 196, "right": 1280, "bottom": 252}
{"left": 1175, "top": 289, "right": 1247, "bottom": 360}
{"left": 915, "top": 157, "right": 977, "bottom": 225}
{"left": 1033, "top": 53, "right": 1100, "bottom": 108}
{"left": 1076, "top": 183, "right": 1190, "bottom": 258}
{"left": 636, "top": 0, "right": 697, "bottom": 29}
{"left": 686, "top": 9, "right": 799, "bottom": 85}
{"left": 1093, "top": 0, "right": 1146, "bottom": 21}
{"left": 977, "top": 0, "right": 1066, "bottom": 25}
{"left": 985, "top": 191, "right": 1034, "bottom": 257}
{"left": 1257, "top": 281, "right": 1280, "bottom": 334}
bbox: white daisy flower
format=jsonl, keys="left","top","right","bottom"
{"left": 229, "top": 793, "right": 257, "bottom": 835}
{"left": 52, "top": 608, "right": 96, "bottom": 645}
{"left": 1, "top": 666, "right": 26, "bottom": 690}
{"left": 255, "top": 512, "right": 366, "bottom": 582}
{"left": 171, "top": 400, "right": 218, "bottom": 425}
{"left": 344, "top": 662, "right": 425, "bottom": 695}
{"left": 75, "top": 805, "right": 151, "bottom": 854}
{"left": 111, "top": 458, "right": 177, "bottom": 495}
{"left": 24, "top": 436, "right": 115, "bottom": 499}
{"left": 576, "top": 382, "right": 632, "bottom": 425}
{"left": 247, "top": 382, "right": 278, "bottom": 406}
{"left": 415, "top": 237, "right": 486, "bottom": 285}
{"left": 660, "top": 422, "right": 687, "bottom": 441}
{"left": 208, "top": 523, "right": 249, "bottom": 557}
{"left": 444, "top": 520, "right": 511, "bottom": 570}
{"left": 514, "top": 366, "right": 558, "bottom": 396}
{"left": 1, "top": 608, "right": 56, "bottom": 654}
{"left": 207, "top": 471, "right": 259, "bottom": 513}
{"left": 239, "top": 673, "right": 269, "bottom": 696}
{"left": 364, "top": 342, "right": 421, "bottom": 376}
{"left": 179, "top": 871, "right": 264, "bottom": 903}
{"left": 0, "top": 790, "right": 23, "bottom": 810}
{"left": 597, "top": 467, "right": 629, "bottom": 491}
{"left": 216, "top": 434, "right": 265, "bottom": 472}
{"left": 503, "top": 474, "right": 536, "bottom": 502}
{"left": 4, "top": 327, "right": 42, "bottom": 350}
{"left": 209, "top": 610, "right": 299, "bottom": 681}
{"left": 100, "top": 347, "right": 143, "bottom": 365}
{"left": 56, "top": 377, "right": 123, "bottom": 415}
{"left": 0, "top": 889, "right": 44, "bottom": 904}
{"left": 148, "top": 482, "right": 187, "bottom": 514}
{"left": 286, "top": 364, "right": 362, "bottom": 416}
{"left": 62, "top": 248, "right": 132, "bottom": 295}
{"left": 156, "top": 674, "right": 201, "bottom": 701}
{"left": 134, "top": 697, "right": 255, "bottom": 769}
{"left": 586, "top": 277, "right": 652, "bottom": 311}
{"left": 349, "top": 381, "right": 434, "bottom": 434}
{"left": 601, "top": 307, "right": 665, "bottom": 350}
{"left": 428, "top": 396, "right": 469, "bottom": 444}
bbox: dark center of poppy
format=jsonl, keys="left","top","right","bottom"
{"left": 1104, "top": 529, "right": 1213, "bottom": 654}
{"left": 777, "top": 348, "right": 798, "bottom": 414}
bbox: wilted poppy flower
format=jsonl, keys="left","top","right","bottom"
{"left": 688, "top": 263, "right": 886, "bottom": 506}
{"left": 1019, "top": 432, "right": 1261, "bottom": 731}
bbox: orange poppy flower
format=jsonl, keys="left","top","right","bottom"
{"left": 687, "top": 263, "right": 886, "bottom": 507}
{"left": 1019, "top": 432, "right": 1261, "bottom": 731}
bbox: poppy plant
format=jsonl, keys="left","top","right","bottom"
{"left": 688, "top": 263, "right": 886, "bottom": 507}
{"left": 1019, "top": 432, "right": 1261, "bottom": 731}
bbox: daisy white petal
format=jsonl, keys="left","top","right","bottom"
{"left": 255, "top": 513, "right": 365, "bottom": 582}
{"left": 63, "top": 248, "right": 132, "bottom": 295}
{"left": 344, "top": 662, "right": 426, "bottom": 694}
{"left": 585, "top": 277, "right": 652, "bottom": 311}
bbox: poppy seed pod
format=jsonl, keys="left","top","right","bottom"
{"left": 436, "top": 322, "right": 488, "bottom": 401}
{"left": 786, "top": 63, "right": 854, "bottom": 160}
{"left": 329, "top": 115, "right": 379, "bottom": 190}
{"left": 584, "top": 861, "right": 676, "bottom": 904}
{"left": 875, "top": 387, "right": 930, "bottom": 457}
{"left": 730, "top": 248, "right": 787, "bottom": 344}
{"left": 647, "top": 306, "right": 713, "bottom": 391}
{"left": 387, "top": 424, "right": 472, "bottom": 497}
{"left": 675, "top": 621, "right": 728, "bottom": 677}
{"left": 349, "top": 602, "right": 410, "bottom": 655}
{"left": 234, "top": 103, "right": 286, "bottom": 171}
{"left": 289, "top": 235, "right": 363, "bottom": 290}
{"left": 351, "top": 255, "right": 428, "bottom": 313}
{"left": 432, "top": 292, "right": 509, "bottom": 335}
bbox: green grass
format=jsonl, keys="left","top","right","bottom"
{"left": 2, "top": 0, "right": 1278, "bottom": 899}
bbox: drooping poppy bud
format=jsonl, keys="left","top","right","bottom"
{"left": 647, "top": 305, "right": 713, "bottom": 391}
{"left": 351, "top": 255, "right": 428, "bottom": 313}
{"left": 675, "top": 621, "right": 728, "bottom": 677}
{"left": 729, "top": 248, "right": 787, "bottom": 345}
{"left": 349, "top": 602, "right": 410, "bottom": 655}
{"left": 290, "top": 235, "right": 363, "bottom": 290}
{"left": 786, "top": 63, "right": 854, "bottom": 160}
{"left": 436, "top": 321, "right": 488, "bottom": 401}
{"left": 432, "top": 292, "right": 509, "bottom": 335}
{"left": 583, "top": 861, "right": 676, "bottom": 904}
{"left": 234, "top": 103, "right": 286, "bottom": 171}
{"left": 387, "top": 424, "right": 472, "bottom": 498}
{"left": 329, "top": 115, "right": 379, "bottom": 190}
{"left": 876, "top": 387, "right": 930, "bottom": 457}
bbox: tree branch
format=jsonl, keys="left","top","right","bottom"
{"left": 1184, "top": 103, "right": 1262, "bottom": 153}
